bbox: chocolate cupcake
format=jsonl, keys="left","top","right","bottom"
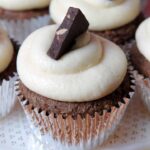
{"left": 129, "top": 18, "right": 150, "bottom": 112}
{"left": 0, "top": 0, "right": 51, "bottom": 19}
{"left": 16, "top": 8, "right": 134, "bottom": 150}
{"left": 0, "top": 0, "right": 51, "bottom": 44}
{"left": 50, "top": 0, "right": 143, "bottom": 45}
{"left": 0, "top": 29, "right": 18, "bottom": 118}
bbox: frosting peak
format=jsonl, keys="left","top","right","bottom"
{"left": 50, "top": 0, "right": 140, "bottom": 31}
{"left": 136, "top": 18, "right": 150, "bottom": 62}
{"left": 0, "top": 29, "right": 14, "bottom": 73}
{"left": 17, "top": 25, "right": 127, "bottom": 102}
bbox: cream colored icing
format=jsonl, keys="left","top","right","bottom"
{"left": 136, "top": 18, "right": 150, "bottom": 62}
{"left": 50, "top": 0, "right": 140, "bottom": 31}
{"left": 17, "top": 25, "right": 127, "bottom": 102}
{"left": 0, "top": 29, "right": 14, "bottom": 73}
{"left": 83, "top": 0, "right": 124, "bottom": 7}
{"left": 0, "top": 0, "right": 50, "bottom": 11}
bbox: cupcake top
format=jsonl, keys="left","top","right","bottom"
{"left": 136, "top": 18, "right": 150, "bottom": 62}
{"left": 0, "top": 0, "right": 50, "bottom": 11}
{"left": 17, "top": 25, "right": 127, "bottom": 102}
{"left": 0, "top": 29, "right": 14, "bottom": 73}
{"left": 17, "top": 7, "right": 127, "bottom": 102}
{"left": 50, "top": 0, "right": 140, "bottom": 31}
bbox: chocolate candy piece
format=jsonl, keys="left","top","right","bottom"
{"left": 47, "top": 7, "right": 89, "bottom": 60}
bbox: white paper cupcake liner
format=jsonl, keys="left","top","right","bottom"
{"left": 0, "top": 72, "right": 18, "bottom": 118}
{"left": 0, "top": 15, "right": 50, "bottom": 45}
{"left": 15, "top": 67, "right": 135, "bottom": 150}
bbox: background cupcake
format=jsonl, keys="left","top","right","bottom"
{"left": 0, "top": 0, "right": 50, "bottom": 20}
{"left": 16, "top": 8, "right": 135, "bottom": 150}
{"left": 0, "top": 0, "right": 51, "bottom": 44}
{"left": 50, "top": 0, "right": 143, "bottom": 45}
{"left": 0, "top": 29, "right": 18, "bottom": 118}
{"left": 129, "top": 18, "right": 150, "bottom": 112}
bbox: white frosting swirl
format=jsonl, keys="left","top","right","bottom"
{"left": 0, "top": 0, "right": 50, "bottom": 11}
{"left": 136, "top": 18, "right": 150, "bottom": 62}
{"left": 0, "top": 29, "right": 14, "bottom": 73}
{"left": 83, "top": 0, "right": 124, "bottom": 7}
{"left": 50, "top": 0, "right": 140, "bottom": 31}
{"left": 17, "top": 25, "right": 127, "bottom": 102}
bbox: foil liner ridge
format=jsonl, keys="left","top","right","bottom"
{"left": 0, "top": 72, "right": 17, "bottom": 118}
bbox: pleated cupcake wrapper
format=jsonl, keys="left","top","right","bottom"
{"left": 128, "top": 63, "right": 150, "bottom": 112}
{"left": 15, "top": 70, "right": 135, "bottom": 150}
{"left": 0, "top": 15, "right": 50, "bottom": 45}
{"left": 0, "top": 72, "right": 17, "bottom": 118}
{"left": 124, "top": 40, "right": 150, "bottom": 112}
{"left": 137, "top": 78, "right": 150, "bottom": 112}
{"left": 120, "top": 40, "right": 135, "bottom": 57}
{"left": 20, "top": 99, "right": 130, "bottom": 150}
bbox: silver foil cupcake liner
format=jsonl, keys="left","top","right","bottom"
{"left": 26, "top": 99, "right": 130, "bottom": 150}
{"left": 124, "top": 40, "right": 150, "bottom": 112}
{"left": 0, "top": 72, "right": 18, "bottom": 118}
{"left": 137, "top": 78, "right": 150, "bottom": 112}
{"left": 0, "top": 15, "right": 50, "bottom": 45}
{"left": 129, "top": 65, "right": 150, "bottom": 112}
{"left": 15, "top": 68, "right": 135, "bottom": 150}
